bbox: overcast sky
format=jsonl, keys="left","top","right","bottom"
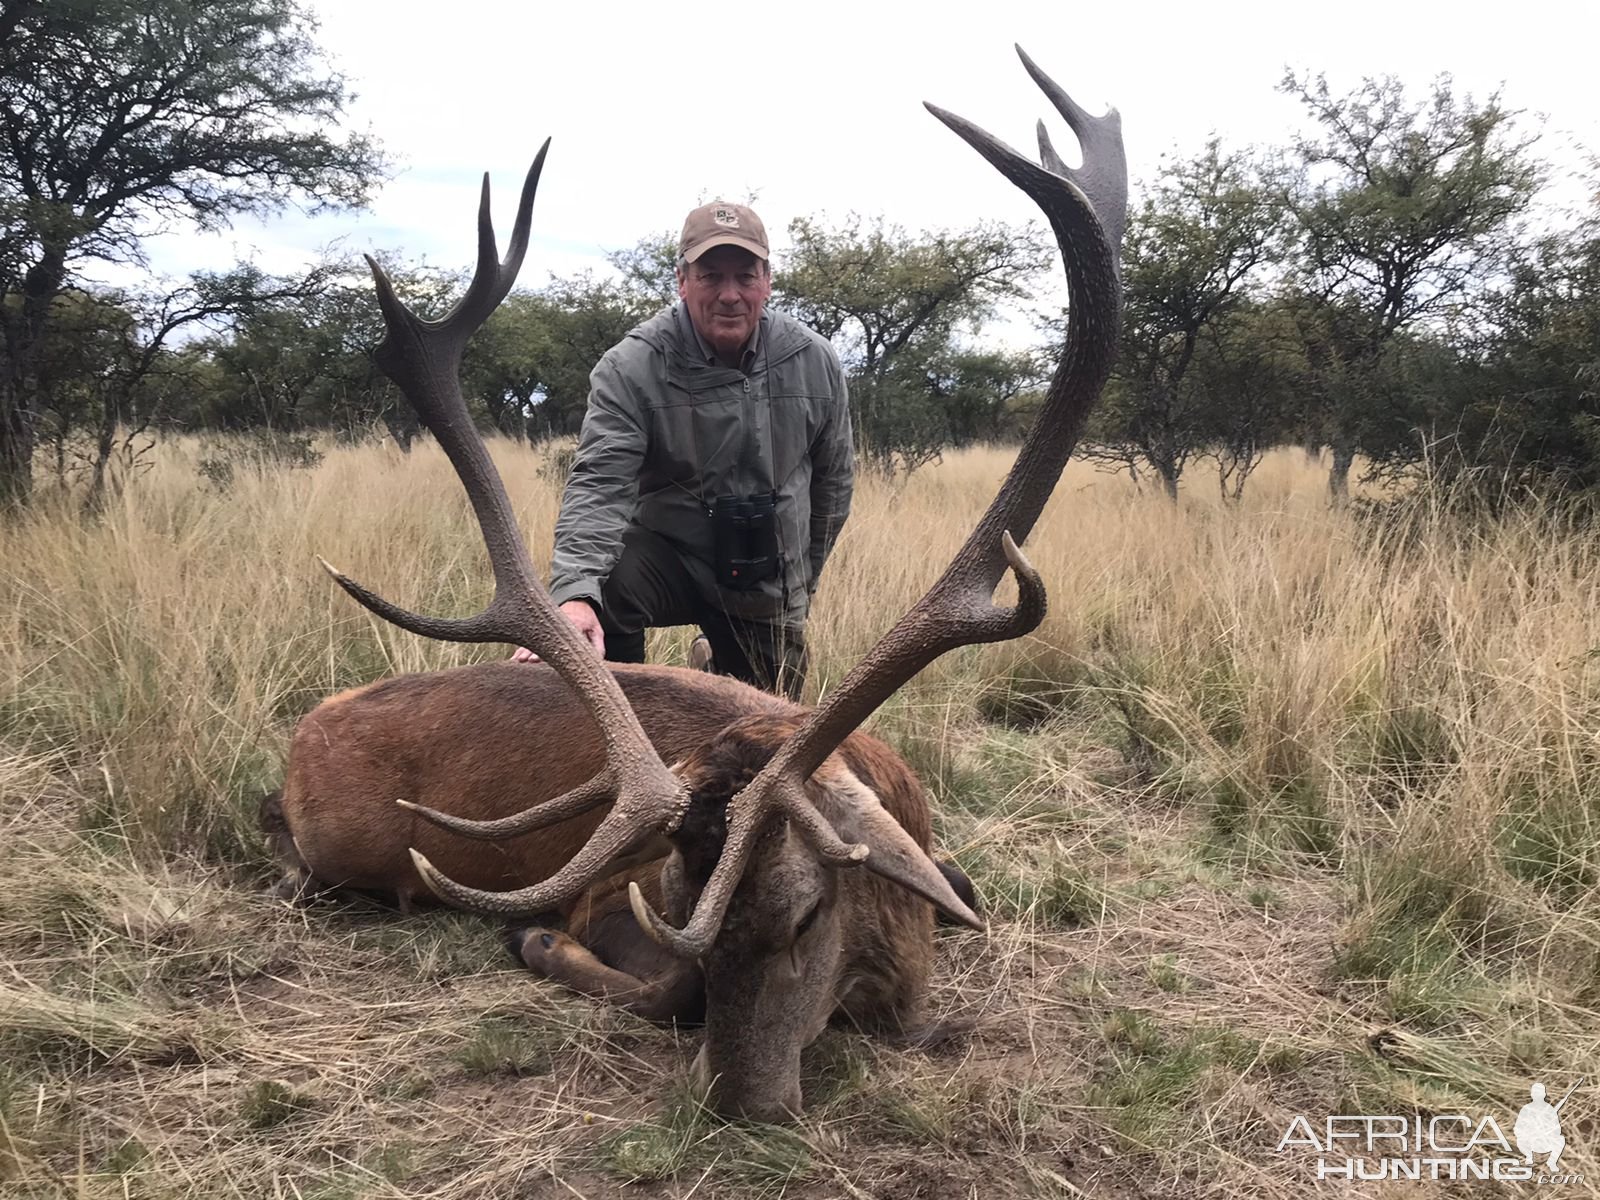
{"left": 124, "top": 0, "right": 1597, "bottom": 307}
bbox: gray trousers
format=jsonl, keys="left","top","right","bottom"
{"left": 597, "top": 526, "right": 808, "bottom": 701}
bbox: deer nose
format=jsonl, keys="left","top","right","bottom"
{"left": 717, "top": 1083, "right": 803, "bottom": 1124}
{"left": 692, "top": 1045, "right": 803, "bottom": 1122}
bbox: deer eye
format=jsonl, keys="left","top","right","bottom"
{"left": 794, "top": 902, "right": 822, "bottom": 941}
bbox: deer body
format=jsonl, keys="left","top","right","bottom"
{"left": 270, "top": 661, "right": 944, "bottom": 1118}
{"left": 272, "top": 660, "right": 930, "bottom": 916}
{"left": 273, "top": 663, "right": 774, "bottom": 902}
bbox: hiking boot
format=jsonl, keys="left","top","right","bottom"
{"left": 688, "top": 635, "right": 715, "bottom": 674}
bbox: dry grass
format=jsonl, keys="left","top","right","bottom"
{"left": 2, "top": 438, "right": 1598, "bottom": 1197}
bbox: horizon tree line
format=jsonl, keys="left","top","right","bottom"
{"left": 3, "top": 1, "right": 1596, "bottom": 510}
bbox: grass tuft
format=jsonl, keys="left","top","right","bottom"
{"left": 239, "top": 1079, "right": 318, "bottom": 1130}
{"left": 453, "top": 1016, "right": 556, "bottom": 1077}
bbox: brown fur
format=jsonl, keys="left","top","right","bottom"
{"left": 277, "top": 663, "right": 933, "bottom": 897}
{"left": 272, "top": 661, "right": 950, "bottom": 1071}
{"left": 278, "top": 663, "right": 773, "bottom": 904}
{"left": 565, "top": 713, "right": 939, "bottom": 1034}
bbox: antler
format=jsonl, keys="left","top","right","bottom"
{"left": 327, "top": 140, "right": 690, "bottom": 914}
{"left": 630, "top": 46, "right": 1127, "bottom": 956}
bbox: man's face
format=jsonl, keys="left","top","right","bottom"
{"left": 678, "top": 245, "right": 772, "bottom": 361}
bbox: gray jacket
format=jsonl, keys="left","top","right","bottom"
{"left": 550, "top": 304, "right": 853, "bottom": 624}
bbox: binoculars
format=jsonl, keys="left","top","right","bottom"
{"left": 711, "top": 492, "right": 781, "bottom": 592}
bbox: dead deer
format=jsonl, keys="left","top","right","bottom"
{"left": 269, "top": 46, "right": 1125, "bottom": 1122}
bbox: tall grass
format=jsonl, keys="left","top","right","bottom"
{"left": 7, "top": 437, "right": 1600, "bottom": 991}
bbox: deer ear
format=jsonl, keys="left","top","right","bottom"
{"left": 825, "top": 770, "right": 984, "bottom": 932}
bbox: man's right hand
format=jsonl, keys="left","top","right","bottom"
{"left": 511, "top": 599, "right": 606, "bottom": 663}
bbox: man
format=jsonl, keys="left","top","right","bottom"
{"left": 520, "top": 201, "right": 852, "bottom": 700}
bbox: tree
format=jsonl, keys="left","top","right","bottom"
{"left": 604, "top": 233, "right": 680, "bottom": 310}
{"left": 0, "top": 0, "right": 384, "bottom": 504}
{"left": 926, "top": 348, "right": 1045, "bottom": 447}
{"left": 29, "top": 289, "right": 136, "bottom": 487}
{"left": 1417, "top": 198, "right": 1600, "bottom": 495}
{"left": 459, "top": 234, "right": 676, "bottom": 442}
{"left": 775, "top": 214, "right": 1048, "bottom": 474}
{"left": 1280, "top": 71, "right": 1542, "bottom": 499}
{"left": 192, "top": 258, "right": 451, "bottom": 447}
{"left": 94, "top": 267, "right": 336, "bottom": 505}
{"left": 1192, "top": 299, "right": 1312, "bottom": 500}
{"left": 1086, "top": 141, "right": 1288, "bottom": 498}
{"left": 524, "top": 267, "right": 665, "bottom": 437}
{"left": 25, "top": 265, "right": 335, "bottom": 504}
{"left": 462, "top": 291, "right": 552, "bottom": 440}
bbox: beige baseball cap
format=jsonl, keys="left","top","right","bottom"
{"left": 679, "top": 201, "right": 769, "bottom": 263}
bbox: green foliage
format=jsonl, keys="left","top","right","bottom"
{"left": 1246, "top": 884, "right": 1281, "bottom": 913}
{"left": 4, "top": 41, "right": 1594, "bottom": 511}
{"left": 1429, "top": 210, "right": 1600, "bottom": 495}
{"left": 1280, "top": 71, "right": 1543, "bottom": 496}
{"left": 20, "top": 265, "right": 344, "bottom": 508}
{"left": 359, "top": 913, "right": 511, "bottom": 982}
{"left": 596, "top": 1089, "right": 812, "bottom": 1186}
{"left": 185, "top": 257, "right": 452, "bottom": 443}
{"left": 238, "top": 1079, "right": 317, "bottom": 1130}
{"left": 955, "top": 848, "right": 1116, "bottom": 928}
{"left": 776, "top": 214, "right": 1049, "bottom": 475}
{"left": 1332, "top": 830, "right": 1512, "bottom": 1028}
{"left": 1497, "top": 772, "right": 1600, "bottom": 906}
{"left": 1087, "top": 140, "right": 1294, "bottom": 498}
{"left": 974, "top": 648, "right": 1093, "bottom": 730}
{"left": 1366, "top": 701, "right": 1458, "bottom": 797}
{"left": 29, "top": 290, "right": 138, "bottom": 479}
{"left": 461, "top": 291, "right": 561, "bottom": 438}
{"left": 1147, "top": 953, "right": 1189, "bottom": 993}
{"left": 196, "top": 431, "right": 325, "bottom": 493}
{"left": 101, "top": 1137, "right": 150, "bottom": 1175}
{"left": 519, "top": 260, "right": 669, "bottom": 436}
{"left": 1091, "top": 1018, "right": 1259, "bottom": 1148}
{"left": 454, "top": 1016, "right": 556, "bottom": 1077}
{"left": 1101, "top": 1009, "right": 1165, "bottom": 1055}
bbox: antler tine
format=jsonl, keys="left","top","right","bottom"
{"left": 451, "top": 142, "right": 546, "bottom": 331}
{"left": 1016, "top": 46, "right": 1127, "bottom": 253}
{"left": 633, "top": 52, "right": 1126, "bottom": 959}
{"left": 361, "top": 141, "right": 547, "bottom": 360}
{"left": 326, "top": 145, "right": 691, "bottom": 918}
{"left": 406, "top": 789, "right": 663, "bottom": 915}
{"left": 629, "top": 774, "right": 871, "bottom": 956}
{"left": 396, "top": 767, "right": 615, "bottom": 840}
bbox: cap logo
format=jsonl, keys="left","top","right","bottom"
{"left": 713, "top": 206, "right": 740, "bottom": 228}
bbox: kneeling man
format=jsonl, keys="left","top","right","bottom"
{"left": 529, "top": 201, "right": 852, "bottom": 700}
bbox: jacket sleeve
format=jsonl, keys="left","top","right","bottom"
{"left": 549, "top": 354, "right": 647, "bottom": 609}
{"left": 806, "top": 353, "right": 854, "bottom": 591}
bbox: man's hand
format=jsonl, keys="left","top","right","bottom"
{"left": 510, "top": 599, "right": 606, "bottom": 662}
{"left": 560, "top": 600, "right": 607, "bottom": 655}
